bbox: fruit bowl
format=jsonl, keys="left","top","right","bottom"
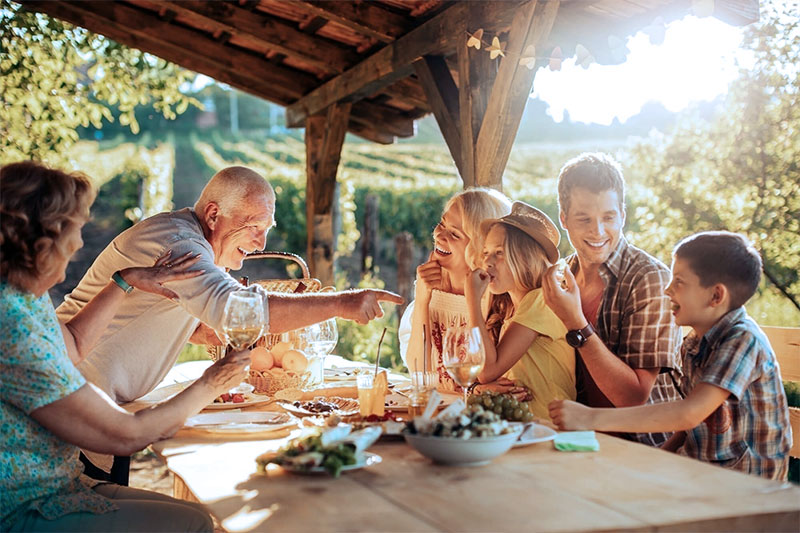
{"left": 403, "top": 424, "right": 523, "bottom": 466}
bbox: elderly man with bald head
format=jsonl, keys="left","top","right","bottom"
{"left": 57, "top": 166, "right": 403, "bottom": 405}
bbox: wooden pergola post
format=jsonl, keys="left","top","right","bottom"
{"left": 415, "top": 0, "right": 560, "bottom": 191}
{"left": 305, "top": 101, "right": 352, "bottom": 286}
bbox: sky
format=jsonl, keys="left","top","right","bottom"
{"left": 531, "top": 15, "right": 749, "bottom": 125}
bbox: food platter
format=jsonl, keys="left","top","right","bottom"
{"left": 277, "top": 397, "right": 360, "bottom": 417}
{"left": 383, "top": 391, "right": 460, "bottom": 412}
{"left": 280, "top": 452, "right": 382, "bottom": 475}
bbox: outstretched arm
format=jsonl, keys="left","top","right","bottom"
{"left": 542, "top": 264, "right": 659, "bottom": 406}
{"left": 61, "top": 251, "right": 203, "bottom": 364}
{"left": 266, "top": 289, "right": 404, "bottom": 333}
{"left": 548, "top": 382, "right": 730, "bottom": 433}
{"left": 31, "top": 349, "right": 249, "bottom": 456}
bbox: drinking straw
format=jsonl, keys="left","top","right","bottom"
{"left": 375, "top": 327, "right": 387, "bottom": 376}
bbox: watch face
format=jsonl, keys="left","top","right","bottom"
{"left": 566, "top": 329, "right": 585, "bottom": 348}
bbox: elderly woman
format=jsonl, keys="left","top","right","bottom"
{"left": 1, "top": 161, "right": 249, "bottom": 532}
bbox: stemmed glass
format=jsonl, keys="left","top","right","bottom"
{"left": 219, "top": 290, "right": 265, "bottom": 393}
{"left": 309, "top": 318, "right": 338, "bottom": 358}
{"left": 442, "top": 326, "right": 486, "bottom": 406}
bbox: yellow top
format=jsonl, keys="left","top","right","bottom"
{"left": 507, "top": 288, "right": 576, "bottom": 420}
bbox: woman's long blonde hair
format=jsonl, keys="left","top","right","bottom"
{"left": 443, "top": 188, "right": 512, "bottom": 270}
{"left": 0, "top": 161, "right": 95, "bottom": 292}
{"left": 484, "top": 224, "right": 551, "bottom": 343}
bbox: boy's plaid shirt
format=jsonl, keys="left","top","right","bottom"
{"left": 569, "top": 236, "right": 682, "bottom": 447}
{"left": 679, "top": 307, "right": 791, "bottom": 480}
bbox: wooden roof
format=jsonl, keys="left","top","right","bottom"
{"left": 21, "top": 0, "right": 759, "bottom": 145}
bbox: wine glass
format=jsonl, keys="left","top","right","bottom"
{"left": 220, "top": 290, "right": 265, "bottom": 393}
{"left": 309, "top": 318, "right": 338, "bottom": 357}
{"left": 442, "top": 326, "right": 486, "bottom": 406}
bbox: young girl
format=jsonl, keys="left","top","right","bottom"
{"left": 466, "top": 201, "right": 576, "bottom": 420}
{"left": 399, "top": 188, "right": 511, "bottom": 391}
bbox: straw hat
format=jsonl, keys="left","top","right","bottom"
{"left": 480, "top": 201, "right": 560, "bottom": 263}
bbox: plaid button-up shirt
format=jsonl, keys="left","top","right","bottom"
{"left": 678, "top": 307, "right": 791, "bottom": 481}
{"left": 569, "top": 236, "right": 682, "bottom": 447}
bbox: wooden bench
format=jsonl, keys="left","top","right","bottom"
{"left": 763, "top": 326, "right": 800, "bottom": 459}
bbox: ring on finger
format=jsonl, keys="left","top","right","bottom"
{"left": 165, "top": 262, "right": 173, "bottom": 268}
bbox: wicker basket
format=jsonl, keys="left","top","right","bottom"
{"left": 207, "top": 251, "right": 331, "bottom": 395}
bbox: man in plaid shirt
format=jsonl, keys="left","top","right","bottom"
{"left": 549, "top": 232, "right": 791, "bottom": 480}
{"left": 541, "top": 153, "right": 681, "bottom": 447}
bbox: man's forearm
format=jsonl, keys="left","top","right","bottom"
{"left": 578, "top": 335, "right": 654, "bottom": 406}
{"left": 266, "top": 293, "right": 345, "bottom": 333}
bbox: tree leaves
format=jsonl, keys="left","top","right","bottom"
{"left": 0, "top": 1, "right": 198, "bottom": 164}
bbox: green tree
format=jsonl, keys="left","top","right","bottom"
{"left": 0, "top": 0, "right": 198, "bottom": 164}
{"left": 626, "top": 0, "right": 800, "bottom": 315}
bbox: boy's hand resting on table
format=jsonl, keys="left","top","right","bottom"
{"left": 548, "top": 399, "right": 594, "bottom": 431}
{"left": 201, "top": 349, "right": 251, "bottom": 395}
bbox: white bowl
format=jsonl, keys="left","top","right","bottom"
{"left": 404, "top": 425, "right": 524, "bottom": 466}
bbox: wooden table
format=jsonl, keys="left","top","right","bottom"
{"left": 152, "top": 416, "right": 800, "bottom": 532}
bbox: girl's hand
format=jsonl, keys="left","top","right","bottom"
{"left": 416, "top": 251, "right": 442, "bottom": 293}
{"left": 119, "top": 250, "right": 204, "bottom": 300}
{"left": 548, "top": 399, "right": 594, "bottom": 430}
{"left": 201, "top": 348, "right": 251, "bottom": 395}
{"left": 466, "top": 268, "right": 490, "bottom": 303}
{"left": 541, "top": 263, "right": 586, "bottom": 330}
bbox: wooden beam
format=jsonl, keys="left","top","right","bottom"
{"left": 23, "top": 1, "right": 318, "bottom": 99}
{"left": 456, "top": 29, "right": 476, "bottom": 188}
{"left": 149, "top": 0, "right": 358, "bottom": 74}
{"left": 20, "top": 0, "right": 299, "bottom": 105}
{"left": 285, "top": 1, "right": 523, "bottom": 127}
{"left": 381, "top": 77, "right": 429, "bottom": 110}
{"left": 413, "top": 55, "right": 464, "bottom": 177}
{"left": 296, "top": 0, "right": 414, "bottom": 43}
{"left": 346, "top": 122, "right": 395, "bottom": 145}
{"left": 306, "top": 102, "right": 352, "bottom": 285}
{"left": 285, "top": 2, "right": 470, "bottom": 128}
{"left": 475, "top": 0, "right": 560, "bottom": 189}
{"left": 350, "top": 102, "right": 415, "bottom": 138}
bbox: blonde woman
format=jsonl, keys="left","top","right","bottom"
{"left": 1, "top": 161, "right": 250, "bottom": 532}
{"left": 399, "top": 188, "right": 512, "bottom": 391}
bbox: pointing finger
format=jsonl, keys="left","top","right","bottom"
{"left": 372, "top": 289, "right": 404, "bottom": 305}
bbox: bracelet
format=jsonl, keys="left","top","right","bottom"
{"left": 111, "top": 270, "right": 134, "bottom": 294}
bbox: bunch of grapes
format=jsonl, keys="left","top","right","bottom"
{"left": 467, "top": 391, "right": 533, "bottom": 422}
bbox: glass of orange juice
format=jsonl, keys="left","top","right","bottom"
{"left": 357, "top": 374, "right": 377, "bottom": 417}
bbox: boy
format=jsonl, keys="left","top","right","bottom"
{"left": 549, "top": 231, "right": 791, "bottom": 480}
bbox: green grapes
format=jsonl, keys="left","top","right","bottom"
{"left": 467, "top": 391, "right": 534, "bottom": 422}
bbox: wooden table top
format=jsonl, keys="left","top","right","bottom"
{"left": 152, "top": 416, "right": 800, "bottom": 533}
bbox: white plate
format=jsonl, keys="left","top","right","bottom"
{"left": 184, "top": 411, "right": 296, "bottom": 434}
{"left": 513, "top": 423, "right": 557, "bottom": 447}
{"left": 204, "top": 392, "right": 273, "bottom": 410}
{"left": 281, "top": 452, "right": 382, "bottom": 475}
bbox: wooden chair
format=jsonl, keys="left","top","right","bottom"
{"left": 763, "top": 326, "right": 800, "bottom": 459}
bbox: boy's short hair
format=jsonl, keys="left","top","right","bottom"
{"left": 673, "top": 231, "right": 762, "bottom": 309}
{"left": 557, "top": 152, "right": 625, "bottom": 215}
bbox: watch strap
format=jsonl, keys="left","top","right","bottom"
{"left": 111, "top": 270, "right": 134, "bottom": 294}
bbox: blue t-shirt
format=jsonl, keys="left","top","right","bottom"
{"left": 1, "top": 280, "right": 115, "bottom": 529}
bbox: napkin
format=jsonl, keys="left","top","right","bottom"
{"left": 553, "top": 431, "right": 600, "bottom": 452}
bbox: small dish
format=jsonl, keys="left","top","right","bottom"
{"left": 513, "top": 422, "right": 557, "bottom": 447}
{"left": 184, "top": 411, "right": 297, "bottom": 435}
{"left": 204, "top": 392, "right": 273, "bottom": 410}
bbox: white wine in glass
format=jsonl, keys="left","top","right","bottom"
{"left": 442, "top": 326, "right": 486, "bottom": 405}
{"left": 220, "top": 291, "right": 265, "bottom": 394}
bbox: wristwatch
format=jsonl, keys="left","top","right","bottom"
{"left": 566, "top": 323, "right": 595, "bottom": 348}
{"left": 111, "top": 270, "right": 134, "bottom": 294}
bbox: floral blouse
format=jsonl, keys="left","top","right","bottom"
{"left": 0, "top": 280, "right": 116, "bottom": 530}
